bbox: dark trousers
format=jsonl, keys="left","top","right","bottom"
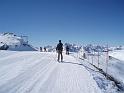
{"left": 66, "top": 50, "right": 69, "bottom": 55}
{"left": 58, "top": 50, "right": 63, "bottom": 61}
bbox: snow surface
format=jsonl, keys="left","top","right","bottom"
{"left": 0, "top": 43, "right": 4, "bottom": 47}
{"left": 0, "top": 51, "right": 101, "bottom": 93}
{"left": 108, "top": 50, "right": 124, "bottom": 83}
{"left": 78, "top": 49, "right": 124, "bottom": 90}
{"left": 109, "top": 50, "right": 124, "bottom": 61}
{"left": 72, "top": 52, "right": 120, "bottom": 93}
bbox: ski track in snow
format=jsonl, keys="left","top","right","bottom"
{"left": 0, "top": 51, "right": 101, "bottom": 93}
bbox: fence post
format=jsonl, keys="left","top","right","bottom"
{"left": 106, "top": 44, "right": 109, "bottom": 76}
{"left": 92, "top": 50, "right": 94, "bottom": 65}
{"left": 98, "top": 51, "right": 100, "bottom": 68}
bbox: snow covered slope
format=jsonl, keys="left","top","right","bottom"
{"left": 108, "top": 50, "right": 124, "bottom": 83}
{"left": 0, "top": 33, "right": 36, "bottom": 51}
{"left": 109, "top": 50, "right": 124, "bottom": 61}
{"left": 0, "top": 51, "right": 101, "bottom": 93}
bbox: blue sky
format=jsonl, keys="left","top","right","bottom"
{"left": 0, "top": 0, "right": 124, "bottom": 46}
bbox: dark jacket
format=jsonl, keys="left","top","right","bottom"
{"left": 56, "top": 42, "right": 63, "bottom": 51}
{"left": 66, "top": 46, "right": 69, "bottom": 51}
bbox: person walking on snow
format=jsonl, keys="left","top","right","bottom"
{"left": 56, "top": 40, "right": 63, "bottom": 62}
{"left": 66, "top": 45, "right": 69, "bottom": 55}
{"left": 40, "top": 47, "right": 42, "bottom": 52}
{"left": 44, "top": 47, "right": 47, "bottom": 52}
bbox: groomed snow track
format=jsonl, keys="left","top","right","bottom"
{"left": 0, "top": 51, "right": 101, "bottom": 93}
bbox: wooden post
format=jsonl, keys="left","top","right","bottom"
{"left": 106, "top": 44, "right": 109, "bottom": 76}
{"left": 98, "top": 51, "right": 100, "bottom": 68}
{"left": 92, "top": 50, "right": 94, "bottom": 65}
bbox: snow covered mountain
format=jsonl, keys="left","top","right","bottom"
{"left": 41, "top": 43, "right": 81, "bottom": 52}
{"left": 83, "top": 44, "right": 108, "bottom": 53}
{"left": 64, "top": 43, "right": 81, "bottom": 52}
{"left": 0, "top": 33, "right": 37, "bottom": 51}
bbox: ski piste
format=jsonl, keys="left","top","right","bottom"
{"left": 0, "top": 51, "right": 101, "bottom": 93}
{"left": 0, "top": 51, "right": 122, "bottom": 93}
